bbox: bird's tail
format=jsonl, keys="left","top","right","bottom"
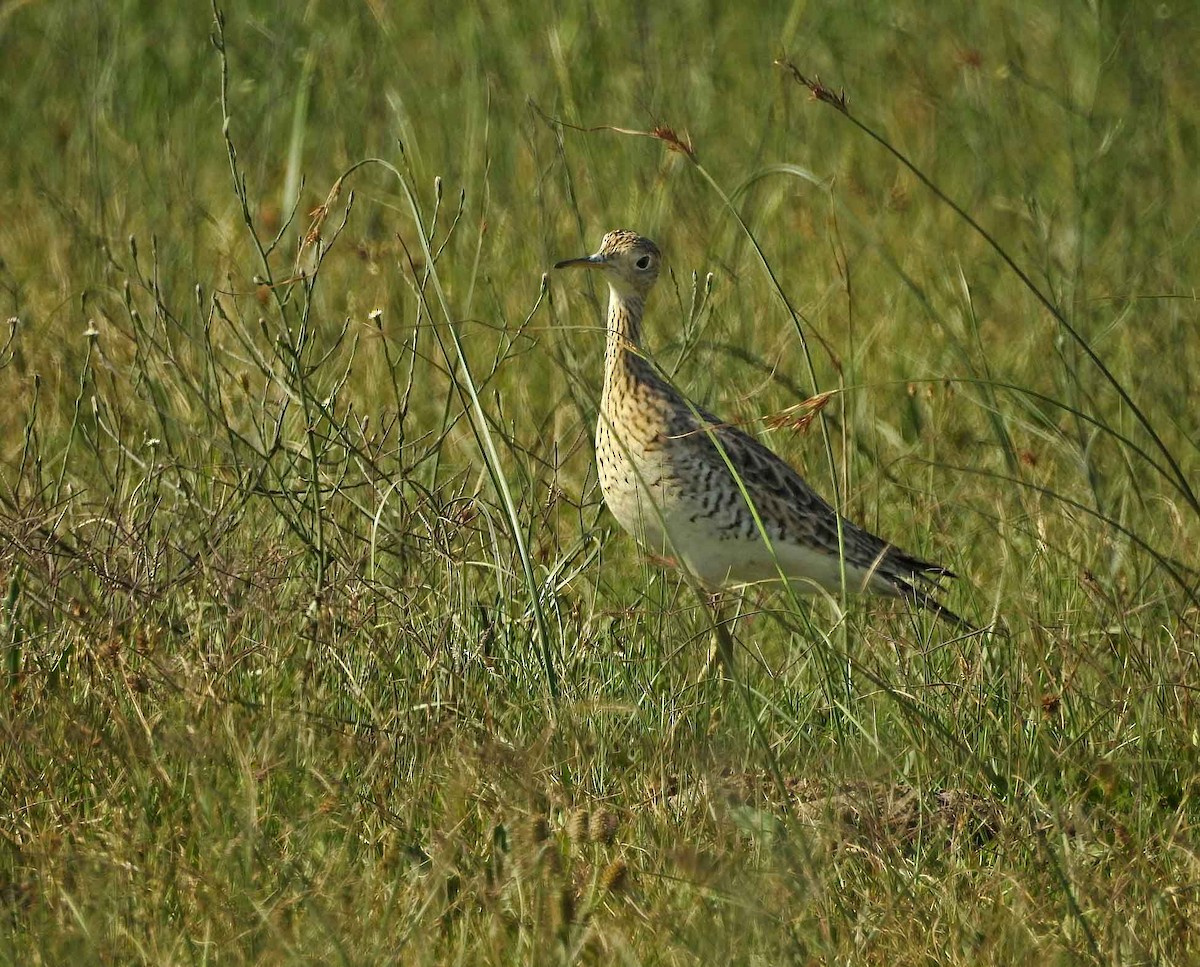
{"left": 883, "top": 548, "right": 979, "bottom": 633}
{"left": 906, "top": 586, "right": 976, "bottom": 632}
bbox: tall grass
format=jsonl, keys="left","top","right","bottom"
{"left": 1, "top": 1, "right": 1198, "bottom": 963}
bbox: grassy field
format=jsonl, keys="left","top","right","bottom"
{"left": 2, "top": 0, "right": 1199, "bottom": 963}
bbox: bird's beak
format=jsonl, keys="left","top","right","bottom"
{"left": 553, "top": 253, "right": 605, "bottom": 270}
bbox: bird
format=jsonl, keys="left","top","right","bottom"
{"left": 554, "top": 229, "right": 969, "bottom": 630}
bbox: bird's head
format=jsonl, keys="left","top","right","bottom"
{"left": 554, "top": 230, "right": 662, "bottom": 299}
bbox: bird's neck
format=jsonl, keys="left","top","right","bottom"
{"left": 603, "top": 287, "right": 646, "bottom": 394}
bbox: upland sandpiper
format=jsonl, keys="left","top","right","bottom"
{"left": 555, "top": 229, "right": 967, "bottom": 629}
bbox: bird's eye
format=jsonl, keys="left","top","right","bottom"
{"left": 636, "top": 255, "right": 651, "bottom": 270}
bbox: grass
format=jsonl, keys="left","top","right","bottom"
{"left": 2, "top": 0, "right": 1199, "bottom": 963}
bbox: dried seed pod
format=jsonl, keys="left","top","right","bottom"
{"left": 599, "top": 858, "right": 628, "bottom": 896}
{"left": 588, "top": 807, "right": 618, "bottom": 845}
{"left": 552, "top": 885, "right": 576, "bottom": 935}
{"left": 513, "top": 816, "right": 553, "bottom": 875}
{"left": 567, "top": 807, "right": 590, "bottom": 847}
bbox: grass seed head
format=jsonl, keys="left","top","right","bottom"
{"left": 567, "top": 807, "right": 590, "bottom": 846}
{"left": 588, "top": 807, "right": 618, "bottom": 845}
{"left": 553, "top": 885, "right": 576, "bottom": 935}
{"left": 529, "top": 816, "right": 550, "bottom": 844}
{"left": 600, "top": 857, "right": 628, "bottom": 896}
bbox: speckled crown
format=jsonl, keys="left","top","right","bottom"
{"left": 598, "top": 230, "right": 660, "bottom": 258}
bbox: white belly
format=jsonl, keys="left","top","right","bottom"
{"left": 597, "top": 444, "right": 882, "bottom": 595}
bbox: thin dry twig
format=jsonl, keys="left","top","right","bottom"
{"left": 530, "top": 102, "right": 697, "bottom": 162}
{"left": 667, "top": 390, "right": 840, "bottom": 441}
